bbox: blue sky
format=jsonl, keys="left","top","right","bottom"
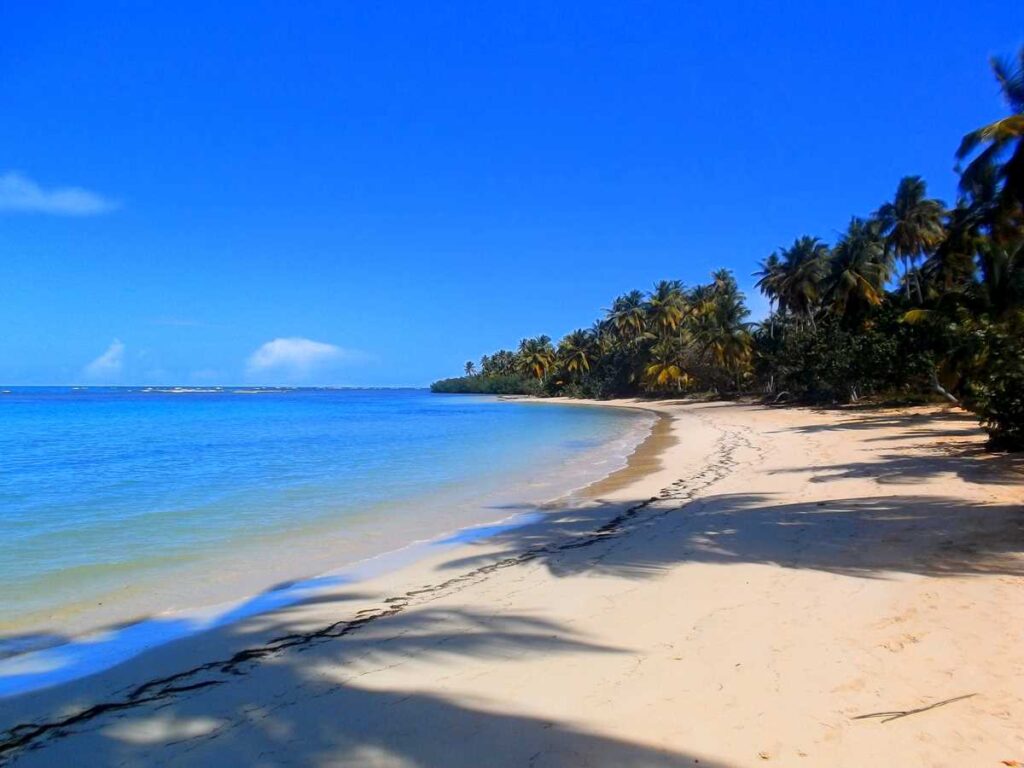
{"left": 1, "top": 2, "right": 1022, "bottom": 386}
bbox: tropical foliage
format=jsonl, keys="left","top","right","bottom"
{"left": 433, "top": 271, "right": 754, "bottom": 400}
{"left": 433, "top": 49, "right": 1024, "bottom": 450}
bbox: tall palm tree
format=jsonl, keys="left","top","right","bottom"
{"left": 517, "top": 336, "right": 555, "bottom": 381}
{"left": 464, "top": 360, "right": 476, "bottom": 376}
{"left": 689, "top": 271, "right": 752, "bottom": 388}
{"left": 606, "top": 290, "right": 647, "bottom": 344}
{"left": 825, "top": 217, "right": 889, "bottom": 320}
{"left": 754, "top": 252, "right": 785, "bottom": 314}
{"left": 957, "top": 47, "right": 1024, "bottom": 237}
{"left": 776, "top": 236, "right": 829, "bottom": 329}
{"left": 557, "top": 329, "right": 594, "bottom": 378}
{"left": 588, "top": 319, "right": 613, "bottom": 355}
{"left": 687, "top": 283, "right": 716, "bottom": 317}
{"left": 645, "top": 280, "right": 686, "bottom": 335}
{"left": 876, "top": 176, "right": 946, "bottom": 301}
{"left": 922, "top": 203, "right": 984, "bottom": 294}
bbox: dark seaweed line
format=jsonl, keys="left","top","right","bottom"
{"left": 0, "top": 419, "right": 750, "bottom": 764}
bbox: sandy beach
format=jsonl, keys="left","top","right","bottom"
{"left": 1, "top": 399, "right": 1021, "bottom": 767}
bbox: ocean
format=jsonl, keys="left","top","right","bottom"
{"left": 0, "top": 387, "right": 650, "bottom": 693}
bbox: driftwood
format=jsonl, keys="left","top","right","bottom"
{"left": 852, "top": 693, "right": 976, "bottom": 723}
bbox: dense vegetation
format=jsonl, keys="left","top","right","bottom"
{"left": 433, "top": 50, "right": 1024, "bottom": 450}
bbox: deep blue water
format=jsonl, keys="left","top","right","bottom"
{"left": 0, "top": 388, "right": 647, "bottom": 644}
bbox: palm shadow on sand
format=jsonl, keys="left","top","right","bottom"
{"left": 0, "top": 606, "right": 725, "bottom": 767}
{"left": 439, "top": 492, "right": 1024, "bottom": 581}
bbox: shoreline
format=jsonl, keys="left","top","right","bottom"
{"left": 0, "top": 397, "right": 662, "bottom": 695}
{"left": 1, "top": 399, "right": 1021, "bottom": 766}
{"left": 503, "top": 396, "right": 678, "bottom": 503}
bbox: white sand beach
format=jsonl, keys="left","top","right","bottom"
{"left": 0, "top": 400, "right": 1021, "bottom": 766}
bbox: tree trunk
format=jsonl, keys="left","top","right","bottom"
{"left": 912, "top": 263, "right": 925, "bottom": 304}
{"left": 928, "top": 369, "right": 960, "bottom": 406}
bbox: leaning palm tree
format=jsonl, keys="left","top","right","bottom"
{"left": 517, "top": 336, "right": 555, "bottom": 381}
{"left": 957, "top": 47, "right": 1024, "bottom": 237}
{"left": 557, "top": 329, "right": 594, "bottom": 378}
{"left": 825, "top": 217, "right": 889, "bottom": 320}
{"left": 645, "top": 280, "right": 686, "bottom": 335}
{"left": 876, "top": 176, "right": 946, "bottom": 301}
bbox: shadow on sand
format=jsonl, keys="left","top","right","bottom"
{"left": 0, "top": 605, "right": 725, "bottom": 767}
{"left": 2, "top": 430, "right": 1021, "bottom": 766}
{"left": 439, "top": 492, "right": 1024, "bottom": 582}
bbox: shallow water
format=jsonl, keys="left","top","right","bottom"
{"left": 0, "top": 388, "right": 650, "bottom": 658}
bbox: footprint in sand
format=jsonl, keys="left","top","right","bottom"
{"left": 873, "top": 607, "right": 918, "bottom": 628}
{"left": 830, "top": 677, "right": 866, "bottom": 693}
{"left": 881, "top": 633, "right": 921, "bottom": 652}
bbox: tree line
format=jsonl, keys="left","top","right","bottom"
{"left": 433, "top": 49, "right": 1024, "bottom": 450}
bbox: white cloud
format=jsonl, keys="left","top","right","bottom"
{"left": 246, "top": 337, "right": 348, "bottom": 378}
{"left": 83, "top": 339, "right": 125, "bottom": 380}
{"left": 0, "top": 171, "right": 118, "bottom": 216}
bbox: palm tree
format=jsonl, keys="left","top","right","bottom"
{"left": 754, "top": 252, "right": 785, "bottom": 318}
{"left": 517, "top": 336, "right": 555, "bottom": 381}
{"left": 825, "top": 217, "right": 889, "bottom": 320}
{"left": 977, "top": 238, "right": 1024, "bottom": 321}
{"left": 687, "top": 283, "right": 717, "bottom": 317}
{"left": 464, "top": 361, "right": 476, "bottom": 376}
{"left": 957, "top": 47, "right": 1024, "bottom": 237}
{"left": 776, "top": 236, "right": 829, "bottom": 329}
{"left": 643, "top": 338, "right": 691, "bottom": 392}
{"left": 557, "top": 329, "right": 594, "bottom": 378}
{"left": 922, "top": 203, "right": 984, "bottom": 294}
{"left": 689, "top": 271, "right": 752, "bottom": 389}
{"left": 588, "top": 319, "right": 612, "bottom": 354}
{"left": 483, "top": 349, "right": 518, "bottom": 376}
{"left": 606, "top": 290, "right": 647, "bottom": 344}
{"left": 876, "top": 176, "right": 946, "bottom": 301}
{"left": 645, "top": 280, "right": 686, "bottom": 335}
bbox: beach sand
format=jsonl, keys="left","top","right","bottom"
{"left": 0, "top": 400, "right": 1021, "bottom": 766}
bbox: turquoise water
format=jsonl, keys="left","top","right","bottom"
{"left": 0, "top": 388, "right": 648, "bottom": 657}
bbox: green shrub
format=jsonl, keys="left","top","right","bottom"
{"left": 429, "top": 374, "right": 542, "bottom": 396}
{"left": 965, "top": 323, "right": 1024, "bottom": 449}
